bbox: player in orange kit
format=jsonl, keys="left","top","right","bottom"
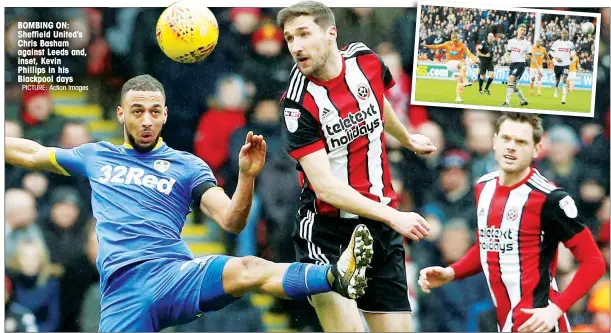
{"left": 567, "top": 50, "right": 581, "bottom": 92}
{"left": 529, "top": 39, "right": 551, "bottom": 96}
{"left": 424, "top": 31, "right": 479, "bottom": 103}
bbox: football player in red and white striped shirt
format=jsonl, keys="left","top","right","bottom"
{"left": 277, "top": 1, "right": 436, "bottom": 331}
{"left": 418, "top": 113, "right": 605, "bottom": 332}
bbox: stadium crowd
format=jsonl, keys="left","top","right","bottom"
{"left": 418, "top": 6, "right": 597, "bottom": 69}
{"left": 4, "top": 6, "right": 610, "bottom": 332}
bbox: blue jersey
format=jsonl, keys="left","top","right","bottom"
{"left": 51, "top": 139, "right": 216, "bottom": 290}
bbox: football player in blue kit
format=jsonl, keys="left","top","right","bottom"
{"left": 5, "top": 74, "right": 374, "bottom": 332}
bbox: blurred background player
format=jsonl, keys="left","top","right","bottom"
{"left": 278, "top": 1, "right": 436, "bottom": 331}
{"left": 477, "top": 32, "right": 497, "bottom": 95}
{"left": 550, "top": 29, "right": 575, "bottom": 104}
{"left": 530, "top": 39, "right": 552, "bottom": 96}
{"left": 424, "top": 31, "right": 479, "bottom": 103}
{"left": 418, "top": 113, "right": 606, "bottom": 332}
{"left": 568, "top": 50, "right": 581, "bottom": 92}
{"left": 501, "top": 24, "right": 535, "bottom": 107}
{"left": 4, "top": 74, "right": 374, "bottom": 332}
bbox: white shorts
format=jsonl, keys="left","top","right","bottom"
{"left": 446, "top": 60, "right": 461, "bottom": 75}
{"left": 568, "top": 72, "right": 577, "bottom": 80}
{"left": 530, "top": 68, "right": 542, "bottom": 80}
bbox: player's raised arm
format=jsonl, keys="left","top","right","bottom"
{"left": 199, "top": 131, "right": 265, "bottom": 234}
{"left": 517, "top": 189, "right": 605, "bottom": 332}
{"left": 297, "top": 150, "right": 429, "bottom": 241}
{"left": 5, "top": 137, "right": 69, "bottom": 175}
{"left": 382, "top": 97, "right": 437, "bottom": 155}
{"left": 424, "top": 42, "right": 447, "bottom": 50}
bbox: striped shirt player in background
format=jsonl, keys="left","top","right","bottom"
{"left": 418, "top": 112, "right": 606, "bottom": 332}
{"left": 567, "top": 50, "right": 581, "bottom": 93}
{"left": 502, "top": 24, "right": 538, "bottom": 107}
{"left": 277, "top": 1, "right": 437, "bottom": 331}
{"left": 424, "top": 31, "right": 480, "bottom": 103}
{"left": 5, "top": 75, "right": 376, "bottom": 332}
{"left": 550, "top": 30, "right": 575, "bottom": 104}
{"left": 530, "top": 39, "right": 552, "bottom": 96}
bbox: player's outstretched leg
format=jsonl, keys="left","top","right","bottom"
{"left": 222, "top": 224, "right": 374, "bottom": 300}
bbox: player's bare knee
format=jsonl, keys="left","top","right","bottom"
{"left": 237, "top": 256, "right": 267, "bottom": 287}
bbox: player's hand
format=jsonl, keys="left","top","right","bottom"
{"left": 238, "top": 131, "right": 266, "bottom": 177}
{"left": 518, "top": 303, "right": 563, "bottom": 332}
{"left": 418, "top": 266, "right": 455, "bottom": 293}
{"left": 389, "top": 211, "right": 430, "bottom": 241}
{"left": 406, "top": 134, "right": 437, "bottom": 155}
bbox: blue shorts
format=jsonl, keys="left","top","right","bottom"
{"left": 98, "top": 255, "right": 240, "bottom": 332}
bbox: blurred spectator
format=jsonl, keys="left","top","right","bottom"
{"left": 59, "top": 122, "right": 92, "bottom": 149}
{"left": 240, "top": 22, "right": 293, "bottom": 99}
{"left": 5, "top": 189, "right": 46, "bottom": 259}
{"left": 573, "top": 280, "right": 610, "bottom": 332}
{"left": 380, "top": 48, "right": 429, "bottom": 131}
{"left": 425, "top": 150, "right": 476, "bottom": 227}
{"left": 193, "top": 74, "right": 248, "bottom": 186}
{"left": 46, "top": 122, "right": 94, "bottom": 217}
{"left": 333, "top": 8, "right": 401, "bottom": 50}
{"left": 5, "top": 121, "right": 30, "bottom": 190}
{"left": 536, "top": 125, "right": 586, "bottom": 197}
{"left": 401, "top": 121, "right": 445, "bottom": 209}
{"left": 42, "top": 186, "right": 88, "bottom": 268}
{"left": 6, "top": 238, "right": 61, "bottom": 332}
{"left": 60, "top": 221, "right": 99, "bottom": 332}
{"left": 417, "top": 220, "right": 494, "bottom": 332}
{"left": 4, "top": 275, "right": 39, "bottom": 332}
{"left": 466, "top": 120, "right": 497, "bottom": 182}
{"left": 6, "top": 89, "right": 67, "bottom": 147}
{"left": 220, "top": 8, "right": 263, "bottom": 69}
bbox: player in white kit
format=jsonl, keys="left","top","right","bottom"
{"left": 550, "top": 30, "right": 575, "bottom": 104}
{"left": 501, "top": 24, "right": 534, "bottom": 107}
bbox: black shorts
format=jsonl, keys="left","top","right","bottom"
{"left": 292, "top": 207, "right": 411, "bottom": 312}
{"left": 509, "top": 62, "right": 526, "bottom": 79}
{"left": 554, "top": 65, "right": 569, "bottom": 78}
{"left": 479, "top": 62, "right": 494, "bottom": 75}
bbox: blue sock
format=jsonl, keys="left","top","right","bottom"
{"left": 282, "top": 263, "right": 333, "bottom": 299}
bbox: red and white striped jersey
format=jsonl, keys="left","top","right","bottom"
{"left": 281, "top": 42, "right": 397, "bottom": 218}
{"left": 475, "top": 168, "right": 585, "bottom": 332}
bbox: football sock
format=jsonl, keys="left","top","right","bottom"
{"left": 562, "top": 85, "right": 567, "bottom": 102}
{"left": 282, "top": 263, "right": 333, "bottom": 299}
{"left": 486, "top": 77, "right": 493, "bottom": 90}
{"left": 479, "top": 77, "right": 484, "bottom": 91}
{"left": 506, "top": 84, "right": 514, "bottom": 103}
{"left": 515, "top": 87, "right": 526, "bottom": 102}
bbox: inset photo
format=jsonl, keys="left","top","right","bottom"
{"left": 412, "top": 3, "right": 601, "bottom": 117}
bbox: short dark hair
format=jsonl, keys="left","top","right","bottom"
{"left": 120, "top": 74, "right": 165, "bottom": 103}
{"left": 276, "top": 1, "right": 335, "bottom": 31}
{"left": 495, "top": 112, "right": 544, "bottom": 144}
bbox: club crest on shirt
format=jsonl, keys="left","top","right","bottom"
{"left": 559, "top": 195, "right": 578, "bottom": 218}
{"left": 154, "top": 160, "right": 171, "bottom": 173}
{"left": 506, "top": 207, "right": 519, "bottom": 221}
{"left": 356, "top": 83, "right": 370, "bottom": 100}
{"left": 284, "top": 107, "right": 301, "bottom": 133}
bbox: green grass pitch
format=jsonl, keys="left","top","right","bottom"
{"left": 414, "top": 78, "right": 592, "bottom": 114}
